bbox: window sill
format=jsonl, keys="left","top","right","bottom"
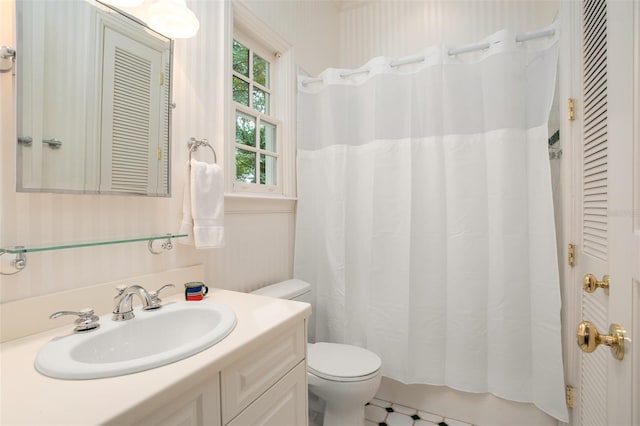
{"left": 224, "top": 193, "right": 297, "bottom": 214}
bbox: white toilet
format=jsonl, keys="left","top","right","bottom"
{"left": 251, "top": 279, "right": 382, "bottom": 426}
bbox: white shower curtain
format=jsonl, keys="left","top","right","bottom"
{"left": 294, "top": 24, "right": 568, "bottom": 422}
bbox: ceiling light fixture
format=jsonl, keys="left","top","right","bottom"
{"left": 148, "top": 0, "right": 200, "bottom": 39}
{"left": 99, "top": 0, "right": 145, "bottom": 7}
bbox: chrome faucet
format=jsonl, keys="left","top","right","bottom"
{"left": 112, "top": 285, "right": 153, "bottom": 321}
{"left": 112, "top": 284, "right": 175, "bottom": 321}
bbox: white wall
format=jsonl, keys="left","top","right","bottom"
{"left": 242, "top": 0, "right": 341, "bottom": 76}
{"left": 338, "top": 0, "right": 559, "bottom": 69}
{"left": 0, "top": 0, "right": 339, "bottom": 303}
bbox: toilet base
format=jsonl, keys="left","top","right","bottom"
{"left": 322, "top": 403, "right": 366, "bottom": 426}
{"left": 308, "top": 391, "right": 326, "bottom": 426}
{"left": 308, "top": 371, "right": 381, "bottom": 426}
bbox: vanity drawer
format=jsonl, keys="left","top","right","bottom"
{"left": 221, "top": 323, "right": 306, "bottom": 424}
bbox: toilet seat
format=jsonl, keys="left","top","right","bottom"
{"left": 307, "top": 342, "right": 381, "bottom": 382}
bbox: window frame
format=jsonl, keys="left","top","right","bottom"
{"left": 229, "top": 2, "right": 296, "bottom": 198}
{"left": 232, "top": 31, "right": 281, "bottom": 192}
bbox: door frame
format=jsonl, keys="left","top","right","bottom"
{"left": 558, "top": 0, "right": 581, "bottom": 422}
{"left": 559, "top": 1, "right": 638, "bottom": 425}
{"left": 632, "top": 1, "right": 640, "bottom": 424}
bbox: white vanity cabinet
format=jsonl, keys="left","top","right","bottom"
{"left": 0, "top": 285, "right": 311, "bottom": 426}
{"left": 126, "top": 323, "right": 307, "bottom": 426}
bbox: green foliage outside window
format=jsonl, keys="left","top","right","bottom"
{"left": 233, "top": 76, "right": 249, "bottom": 106}
{"left": 233, "top": 39, "right": 276, "bottom": 186}
{"left": 233, "top": 40, "right": 249, "bottom": 76}
{"left": 253, "top": 53, "right": 269, "bottom": 88}
{"left": 236, "top": 148, "right": 256, "bottom": 183}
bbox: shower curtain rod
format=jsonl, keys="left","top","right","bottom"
{"left": 301, "top": 27, "right": 556, "bottom": 86}
{"left": 448, "top": 27, "right": 556, "bottom": 56}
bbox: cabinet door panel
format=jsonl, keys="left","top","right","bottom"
{"left": 226, "top": 361, "right": 307, "bottom": 426}
{"left": 221, "top": 323, "right": 305, "bottom": 423}
{"left": 133, "top": 375, "right": 221, "bottom": 426}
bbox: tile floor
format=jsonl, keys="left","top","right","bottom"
{"left": 309, "top": 394, "right": 475, "bottom": 426}
{"left": 365, "top": 398, "right": 474, "bottom": 426}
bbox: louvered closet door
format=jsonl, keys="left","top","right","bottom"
{"left": 100, "top": 26, "right": 163, "bottom": 195}
{"left": 571, "top": 0, "right": 637, "bottom": 424}
{"left": 159, "top": 59, "right": 171, "bottom": 193}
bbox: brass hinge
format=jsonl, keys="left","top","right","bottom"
{"left": 157, "top": 148, "right": 162, "bottom": 160}
{"left": 160, "top": 72, "right": 165, "bottom": 86}
{"left": 566, "top": 385, "right": 575, "bottom": 409}
{"left": 568, "top": 98, "right": 576, "bottom": 121}
{"left": 568, "top": 243, "right": 576, "bottom": 267}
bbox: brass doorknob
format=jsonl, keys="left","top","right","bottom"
{"left": 576, "top": 321, "right": 625, "bottom": 360}
{"left": 583, "top": 274, "right": 610, "bottom": 295}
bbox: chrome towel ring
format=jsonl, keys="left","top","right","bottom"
{"left": 187, "top": 137, "right": 217, "bottom": 164}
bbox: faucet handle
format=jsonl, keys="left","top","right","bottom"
{"left": 50, "top": 308, "right": 100, "bottom": 333}
{"left": 113, "top": 285, "right": 129, "bottom": 302}
{"left": 146, "top": 284, "right": 175, "bottom": 310}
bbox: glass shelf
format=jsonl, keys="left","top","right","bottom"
{"left": 1, "top": 234, "right": 188, "bottom": 254}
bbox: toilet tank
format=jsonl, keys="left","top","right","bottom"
{"left": 251, "top": 279, "right": 312, "bottom": 303}
{"left": 251, "top": 279, "right": 315, "bottom": 342}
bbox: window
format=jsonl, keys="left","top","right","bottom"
{"left": 232, "top": 37, "right": 279, "bottom": 189}
{"left": 230, "top": 5, "right": 295, "bottom": 198}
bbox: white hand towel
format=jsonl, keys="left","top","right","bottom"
{"left": 178, "top": 160, "right": 195, "bottom": 245}
{"left": 179, "top": 159, "right": 225, "bottom": 249}
{"left": 191, "top": 159, "right": 225, "bottom": 248}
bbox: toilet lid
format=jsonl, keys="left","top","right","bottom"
{"left": 307, "top": 343, "right": 381, "bottom": 382}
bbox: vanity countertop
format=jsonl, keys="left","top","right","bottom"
{"left": 0, "top": 288, "right": 311, "bottom": 426}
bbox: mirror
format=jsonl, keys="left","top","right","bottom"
{"left": 16, "top": 0, "right": 173, "bottom": 196}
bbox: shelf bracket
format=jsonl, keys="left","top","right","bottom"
{"left": 0, "top": 248, "right": 27, "bottom": 275}
{"left": 0, "top": 46, "right": 16, "bottom": 73}
{"left": 148, "top": 237, "right": 175, "bottom": 255}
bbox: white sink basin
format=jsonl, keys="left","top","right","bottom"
{"left": 35, "top": 301, "right": 236, "bottom": 380}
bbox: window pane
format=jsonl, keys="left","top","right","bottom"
{"left": 260, "top": 121, "right": 277, "bottom": 151}
{"left": 233, "top": 76, "right": 250, "bottom": 106}
{"left": 260, "top": 154, "right": 277, "bottom": 185}
{"left": 236, "top": 112, "right": 256, "bottom": 147}
{"left": 232, "top": 40, "right": 249, "bottom": 77}
{"left": 252, "top": 88, "right": 270, "bottom": 114}
{"left": 236, "top": 148, "right": 256, "bottom": 183}
{"left": 253, "top": 53, "right": 270, "bottom": 88}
